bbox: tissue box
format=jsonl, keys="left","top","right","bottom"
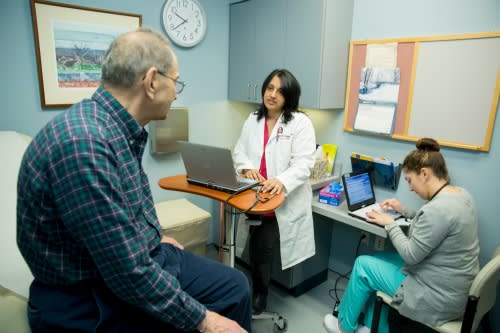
{"left": 318, "top": 182, "right": 344, "bottom": 206}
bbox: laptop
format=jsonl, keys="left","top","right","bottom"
{"left": 341, "top": 171, "right": 402, "bottom": 222}
{"left": 178, "top": 141, "right": 260, "bottom": 194}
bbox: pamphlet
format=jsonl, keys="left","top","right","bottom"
{"left": 322, "top": 144, "right": 338, "bottom": 175}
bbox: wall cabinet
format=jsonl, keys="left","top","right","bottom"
{"left": 228, "top": 0, "right": 286, "bottom": 104}
{"left": 228, "top": 0, "right": 353, "bottom": 109}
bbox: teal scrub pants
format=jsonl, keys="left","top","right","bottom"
{"left": 337, "top": 251, "right": 406, "bottom": 333}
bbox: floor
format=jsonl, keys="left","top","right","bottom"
{"left": 248, "top": 269, "right": 345, "bottom": 333}
{"left": 206, "top": 245, "right": 348, "bottom": 333}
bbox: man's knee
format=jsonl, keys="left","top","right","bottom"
{"left": 224, "top": 268, "right": 251, "bottom": 305}
{"left": 233, "top": 268, "right": 251, "bottom": 293}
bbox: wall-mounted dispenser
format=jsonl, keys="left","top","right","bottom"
{"left": 149, "top": 107, "right": 188, "bottom": 154}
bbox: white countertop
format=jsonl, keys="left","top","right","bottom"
{"left": 311, "top": 197, "right": 388, "bottom": 238}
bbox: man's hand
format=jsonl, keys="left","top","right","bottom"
{"left": 161, "top": 235, "right": 184, "bottom": 249}
{"left": 198, "top": 310, "right": 247, "bottom": 333}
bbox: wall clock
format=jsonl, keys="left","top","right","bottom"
{"left": 162, "top": 0, "right": 207, "bottom": 48}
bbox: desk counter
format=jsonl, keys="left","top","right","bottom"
{"left": 312, "top": 198, "right": 387, "bottom": 238}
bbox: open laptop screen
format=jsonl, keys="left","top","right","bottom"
{"left": 342, "top": 172, "right": 375, "bottom": 210}
{"left": 177, "top": 141, "right": 259, "bottom": 193}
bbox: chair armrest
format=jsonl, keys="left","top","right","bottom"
{"left": 376, "top": 291, "right": 399, "bottom": 310}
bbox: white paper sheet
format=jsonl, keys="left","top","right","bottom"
{"left": 354, "top": 103, "right": 396, "bottom": 135}
{"left": 366, "top": 43, "right": 398, "bottom": 68}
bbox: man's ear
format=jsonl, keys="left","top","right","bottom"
{"left": 142, "top": 67, "right": 157, "bottom": 100}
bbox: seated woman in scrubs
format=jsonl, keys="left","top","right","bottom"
{"left": 324, "top": 137, "right": 480, "bottom": 333}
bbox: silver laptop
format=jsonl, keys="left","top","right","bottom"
{"left": 342, "top": 171, "right": 401, "bottom": 222}
{"left": 178, "top": 141, "right": 260, "bottom": 194}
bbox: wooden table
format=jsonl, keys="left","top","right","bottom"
{"left": 158, "top": 175, "right": 285, "bottom": 266}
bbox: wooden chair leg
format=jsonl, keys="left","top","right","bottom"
{"left": 371, "top": 295, "right": 384, "bottom": 333}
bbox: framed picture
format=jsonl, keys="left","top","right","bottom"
{"left": 30, "top": 0, "right": 141, "bottom": 108}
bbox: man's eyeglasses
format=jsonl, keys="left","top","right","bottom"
{"left": 157, "top": 70, "right": 186, "bottom": 94}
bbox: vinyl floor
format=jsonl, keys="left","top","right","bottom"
{"left": 206, "top": 245, "right": 348, "bottom": 333}
{"left": 245, "top": 267, "right": 346, "bottom": 333}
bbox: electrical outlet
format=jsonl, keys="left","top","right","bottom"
{"left": 360, "top": 231, "right": 370, "bottom": 246}
{"left": 374, "top": 236, "right": 385, "bottom": 251}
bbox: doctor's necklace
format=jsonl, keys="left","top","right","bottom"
{"left": 430, "top": 182, "right": 449, "bottom": 201}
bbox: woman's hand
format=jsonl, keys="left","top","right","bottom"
{"left": 261, "top": 178, "right": 284, "bottom": 195}
{"left": 365, "top": 210, "right": 395, "bottom": 226}
{"left": 242, "top": 169, "right": 266, "bottom": 182}
{"left": 379, "top": 198, "right": 404, "bottom": 214}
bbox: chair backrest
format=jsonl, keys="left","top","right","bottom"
{"left": 0, "top": 286, "right": 31, "bottom": 333}
{"left": 0, "top": 131, "right": 33, "bottom": 333}
{"left": 468, "top": 246, "right": 500, "bottom": 332}
{"left": 0, "top": 131, "right": 33, "bottom": 297}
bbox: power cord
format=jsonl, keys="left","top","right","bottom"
{"left": 328, "top": 233, "right": 365, "bottom": 314}
{"left": 223, "top": 182, "right": 267, "bottom": 215}
{"left": 218, "top": 183, "right": 269, "bottom": 259}
{"left": 332, "top": 300, "right": 340, "bottom": 317}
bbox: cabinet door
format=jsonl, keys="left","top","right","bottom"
{"left": 285, "top": 0, "right": 324, "bottom": 108}
{"left": 253, "top": 0, "right": 286, "bottom": 104}
{"left": 228, "top": 1, "right": 256, "bottom": 102}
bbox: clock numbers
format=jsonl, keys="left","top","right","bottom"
{"left": 162, "top": 0, "right": 207, "bottom": 47}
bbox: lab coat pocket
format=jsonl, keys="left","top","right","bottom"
{"left": 273, "top": 136, "right": 292, "bottom": 172}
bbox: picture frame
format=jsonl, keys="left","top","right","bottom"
{"left": 30, "top": 0, "right": 141, "bottom": 108}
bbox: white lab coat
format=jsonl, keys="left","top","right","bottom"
{"left": 233, "top": 111, "right": 316, "bottom": 270}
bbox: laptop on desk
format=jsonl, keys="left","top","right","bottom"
{"left": 178, "top": 141, "right": 260, "bottom": 194}
{"left": 341, "top": 171, "right": 402, "bottom": 223}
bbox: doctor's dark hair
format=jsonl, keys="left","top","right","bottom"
{"left": 255, "top": 69, "right": 302, "bottom": 124}
{"left": 101, "top": 28, "right": 174, "bottom": 88}
{"left": 403, "top": 138, "right": 449, "bottom": 181}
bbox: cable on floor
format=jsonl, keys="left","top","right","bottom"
{"left": 328, "top": 233, "right": 365, "bottom": 315}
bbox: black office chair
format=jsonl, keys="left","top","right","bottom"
{"left": 252, "top": 310, "right": 288, "bottom": 332}
{"left": 371, "top": 246, "right": 500, "bottom": 333}
{"left": 237, "top": 215, "right": 288, "bottom": 332}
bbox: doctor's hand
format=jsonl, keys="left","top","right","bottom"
{"left": 242, "top": 169, "right": 266, "bottom": 182}
{"left": 261, "top": 178, "right": 284, "bottom": 195}
{"left": 197, "top": 310, "right": 247, "bottom": 333}
{"left": 365, "top": 209, "right": 394, "bottom": 226}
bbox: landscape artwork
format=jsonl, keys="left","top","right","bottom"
{"left": 52, "top": 20, "right": 126, "bottom": 88}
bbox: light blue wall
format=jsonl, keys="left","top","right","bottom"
{"left": 1, "top": 0, "right": 499, "bottom": 329}
{"left": 327, "top": 0, "right": 500, "bottom": 270}
{"left": 328, "top": 0, "right": 500, "bottom": 267}
{"left": 324, "top": 0, "right": 500, "bottom": 330}
{"left": 0, "top": 0, "right": 251, "bottom": 241}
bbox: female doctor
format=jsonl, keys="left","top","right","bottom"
{"left": 233, "top": 69, "right": 317, "bottom": 314}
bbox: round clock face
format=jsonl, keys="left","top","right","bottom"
{"left": 162, "top": 0, "right": 207, "bottom": 48}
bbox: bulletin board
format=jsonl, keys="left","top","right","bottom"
{"left": 343, "top": 32, "right": 500, "bottom": 151}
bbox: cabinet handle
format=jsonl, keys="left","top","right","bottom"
{"left": 247, "top": 82, "right": 252, "bottom": 100}
{"left": 253, "top": 84, "right": 258, "bottom": 101}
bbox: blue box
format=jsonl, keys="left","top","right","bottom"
{"left": 318, "top": 182, "right": 344, "bottom": 206}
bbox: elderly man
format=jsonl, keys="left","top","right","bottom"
{"left": 17, "top": 28, "right": 251, "bottom": 333}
